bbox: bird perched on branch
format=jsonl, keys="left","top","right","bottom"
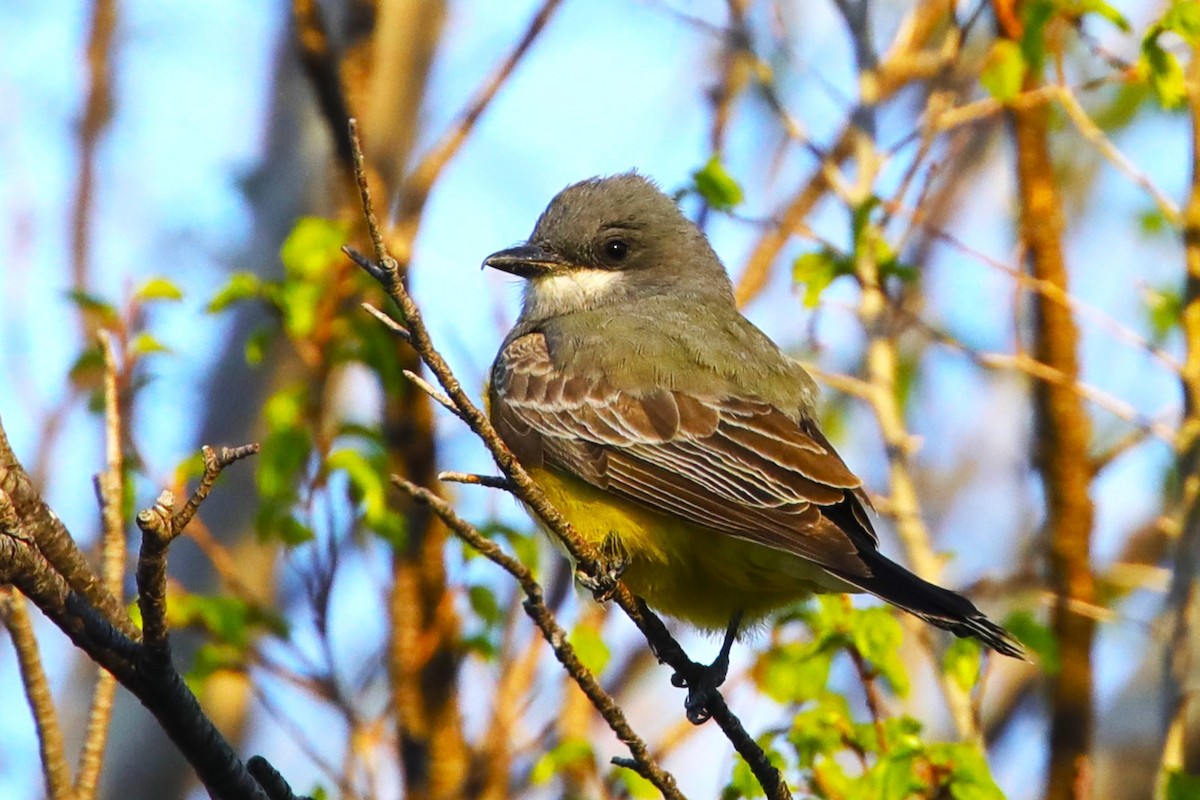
{"left": 484, "top": 173, "right": 1023, "bottom": 719}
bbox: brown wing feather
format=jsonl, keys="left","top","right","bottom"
{"left": 491, "top": 332, "right": 875, "bottom": 576}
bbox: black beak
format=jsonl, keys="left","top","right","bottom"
{"left": 481, "top": 244, "right": 567, "bottom": 279}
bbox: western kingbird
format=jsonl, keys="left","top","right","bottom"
{"left": 484, "top": 173, "right": 1023, "bottom": 669}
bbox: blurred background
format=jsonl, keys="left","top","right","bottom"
{"left": 0, "top": 0, "right": 1195, "bottom": 798}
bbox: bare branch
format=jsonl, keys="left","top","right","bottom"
{"left": 0, "top": 587, "right": 72, "bottom": 799}
{"left": 360, "top": 302, "right": 411, "bottom": 340}
{"left": 392, "top": 477, "right": 685, "bottom": 799}
{"left": 438, "top": 471, "right": 514, "bottom": 491}
{"left": 394, "top": 0, "right": 565, "bottom": 248}
{"left": 76, "top": 330, "right": 127, "bottom": 800}
{"left": 1161, "top": 45, "right": 1200, "bottom": 781}
{"left": 1010, "top": 51, "right": 1097, "bottom": 800}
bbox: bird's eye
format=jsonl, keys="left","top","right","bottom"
{"left": 602, "top": 238, "right": 630, "bottom": 263}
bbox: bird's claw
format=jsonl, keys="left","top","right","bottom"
{"left": 671, "top": 652, "right": 731, "bottom": 725}
{"left": 575, "top": 555, "right": 628, "bottom": 602}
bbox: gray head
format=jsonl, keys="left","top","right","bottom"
{"left": 483, "top": 173, "right": 735, "bottom": 323}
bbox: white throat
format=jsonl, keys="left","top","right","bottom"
{"left": 522, "top": 269, "right": 625, "bottom": 319}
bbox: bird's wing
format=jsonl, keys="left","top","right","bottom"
{"left": 492, "top": 332, "right": 877, "bottom": 577}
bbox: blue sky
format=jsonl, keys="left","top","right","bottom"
{"left": 0, "top": 1, "right": 1187, "bottom": 797}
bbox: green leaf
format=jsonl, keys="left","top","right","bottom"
{"left": 530, "top": 738, "right": 594, "bottom": 785}
{"left": 1140, "top": 35, "right": 1188, "bottom": 110}
{"left": 568, "top": 622, "right": 610, "bottom": 675}
{"left": 1146, "top": 286, "right": 1183, "bottom": 342}
{"left": 928, "top": 743, "right": 1005, "bottom": 800}
{"left": 894, "top": 352, "right": 918, "bottom": 412}
{"left": 880, "top": 714, "right": 924, "bottom": 755}
{"left": 786, "top": 692, "right": 852, "bottom": 768}
{"left": 1162, "top": 0, "right": 1200, "bottom": 44}
{"left": 726, "top": 753, "right": 767, "bottom": 799}
{"left": 327, "top": 448, "right": 396, "bottom": 538}
{"left": 207, "top": 272, "right": 262, "bottom": 313}
{"left": 273, "top": 514, "right": 315, "bottom": 545}
{"left": 611, "top": 767, "right": 659, "bottom": 799}
{"left": 758, "top": 642, "right": 832, "bottom": 704}
{"left": 792, "top": 251, "right": 840, "bottom": 308}
{"left": 187, "top": 642, "right": 243, "bottom": 685}
{"left": 1166, "top": 769, "right": 1200, "bottom": 800}
{"left": 462, "top": 632, "right": 498, "bottom": 660}
{"left": 872, "top": 751, "right": 926, "bottom": 800}
{"left": 69, "top": 343, "right": 106, "bottom": 383}
{"left": 1002, "top": 610, "right": 1058, "bottom": 674}
{"left": 1019, "top": 0, "right": 1055, "bottom": 74}
{"left": 280, "top": 217, "right": 349, "bottom": 280}
{"left": 692, "top": 156, "right": 744, "bottom": 211}
{"left": 943, "top": 638, "right": 983, "bottom": 692}
{"left": 65, "top": 289, "right": 118, "bottom": 326}
{"left": 244, "top": 324, "right": 274, "bottom": 366}
{"left": 279, "top": 280, "right": 323, "bottom": 339}
{"left": 980, "top": 40, "right": 1026, "bottom": 101}
{"left": 135, "top": 276, "right": 184, "bottom": 302}
{"left": 467, "top": 584, "right": 503, "bottom": 627}
{"left": 130, "top": 331, "right": 170, "bottom": 356}
{"left": 1074, "top": 0, "right": 1130, "bottom": 32}
{"left": 851, "top": 607, "right": 909, "bottom": 697}
{"left": 1139, "top": 208, "right": 1171, "bottom": 236}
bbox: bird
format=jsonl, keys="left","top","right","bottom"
{"left": 483, "top": 173, "right": 1023, "bottom": 717}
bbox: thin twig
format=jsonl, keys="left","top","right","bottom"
{"left": 77, "top": 330, "right": 126, "bottom": 800}
{"left": 0, "top": 587, "right": 73, "bottom": 799}
{"left": 395, "top": 0, "right": 565, "bottom": 245}
{"left": 360, "top": 302, "right": 411, "bottom": 340}
{"left": 438, "top": 471, "right": 514, "bottom": 490}
{"left": 402, "top": 369, "right": 461, "bottom": 418}
{"left": 393, "top": 478, "right": 685, "bottom": 799}
{"left": 1160, "top": 46, "right": 1200, "bottom": 783}
{"left": 71, "top": 0, "right": 115, "bottom": 294}
{"left": 172, "top": 444, "right": 261, "bottom": 538}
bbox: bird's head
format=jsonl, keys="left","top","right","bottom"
{"left": 483, "top": 173, "right": 734, "bottom": 323}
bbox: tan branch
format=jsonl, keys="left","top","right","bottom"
{"left": 393, "top": 0, "right": 564, "bottom": 258}
{"left": 0, "top": 587, "right": 73, "bottom": 799}
{"left": 75, "top": 331, "right": 126, "bottom": 800}
{"left": 71, "top": 0, "right": 115, "bottom": 297}
{"left": 1161, "top": 45, "right": 1200, "bottom": 783}
{"left": 393, "top": 479, "right": 685, "bottom": 799}
{"left": 1009, "top": 39, "right": 1097, "bottom": 800}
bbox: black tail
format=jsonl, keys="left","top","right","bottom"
{"left": 837, "top": 547, "right": 1026, "bottom": 660}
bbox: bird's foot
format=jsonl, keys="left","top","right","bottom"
{"left": 671, "top": 611, "right": 742, "bottom": 725}
{"left": 671, "top": 655, "right": 730, "bottom": 725}
{"left": 575, "top": 554, "right": 628, "bottom": 602}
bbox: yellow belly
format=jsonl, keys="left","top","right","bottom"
{"left": 528, "top": 466, "right": 843, "bottom": 631}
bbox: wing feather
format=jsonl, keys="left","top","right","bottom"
{"left": 491, "top": 332, "right": 876, "bottom": 574}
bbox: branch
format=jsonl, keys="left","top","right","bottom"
{"left": 346, "top": 122, "right": 791, "bottom": 799}
{"left": 391, "top": 478, "right": 685, "bottom": 800}
{"left": 1009, "top": 45, "right": 1097, "bottom": 800}
{"left": 0, "top": 587, "right": 72, "bottom": 799}
{"left": 292, "top": 0, "right": 354, "bottom": 172}
{"left": 1161, "top": 46, "right": 1200, "bottom": 782}
{"left": 733, "top": 0, "right": 955, "bottom": 306}
{"left": 0, "top": 429, "right": 294, "bottom": 800}
{"left": 0, "top": 418, "right": 137, "bottom": 639}
{"left": 71, "top": 0, "right": 115, "bottom": 295}
{"left": 394, "top": 0, "right": 564, "bottom": 246}
{"left": 76, "top": 331, "right": 126, "bottom": 799}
